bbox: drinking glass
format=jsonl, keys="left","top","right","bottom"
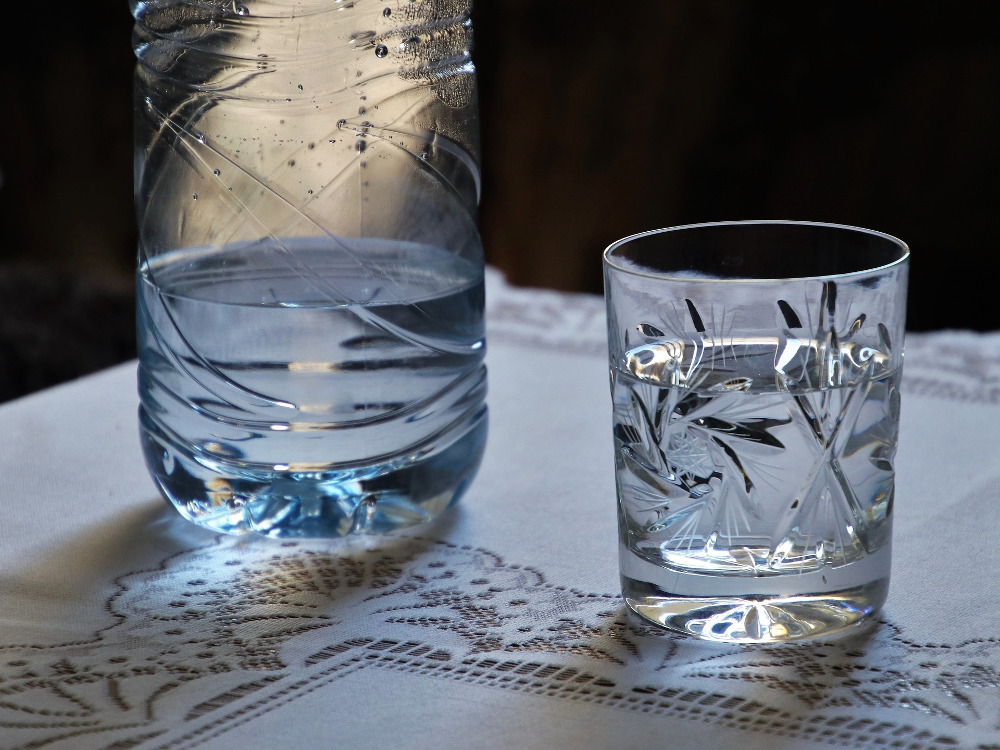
{"left": 603, "top": 221, "right": 909, "bottom": 642}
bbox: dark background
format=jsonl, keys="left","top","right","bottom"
{"left": 1, "top": 1, "right": 998, "bottom": 402}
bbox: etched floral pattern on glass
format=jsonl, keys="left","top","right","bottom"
{"left": 612, "top": 282, "right": 901, "bottom": 577}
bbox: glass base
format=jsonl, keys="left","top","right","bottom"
{"left": 622, "top": 574, "right": 888, "bottom": 643}
{"left": 140, "top": 409, "right": 487, "bottom": 538}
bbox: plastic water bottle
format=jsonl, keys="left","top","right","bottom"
{"left": 132, "top": 0, "right": 487, "bottom": 537}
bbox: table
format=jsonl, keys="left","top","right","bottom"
{"left": 2, "top": 270, "right": 1000, "bottom": 750}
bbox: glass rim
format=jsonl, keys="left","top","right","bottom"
{"left": 602, "top": 220, "right": 910, "bottom": 283}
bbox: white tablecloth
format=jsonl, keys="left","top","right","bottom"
{"left": 2, "top": 270, "right": 1000, "bottom": 750}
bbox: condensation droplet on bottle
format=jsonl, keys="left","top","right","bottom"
{"left": 337, "top": 119, "right": 346, "bottom": 130}
{"left": 307, "top": 142, "right": 315, "bottom": 149}
{"left": 213, "top": 169, "right": 221, "bottom": 176}
{"left": 358, "top": 106, "right": 366, "bottom": 116}
{"left": 383, "top": 7, "right": 391, "bottom": 17}
{"left": 192, "top": 193, "right": 198, "bottom": 200}
{"left": 356, "top": 140, "right": 367, "bottom": 154}
{"left": 419, "top": 150, "right": 429, "bottom": 160}
{"left": 234, "top": 3, "right": 249, "bottom": 16}
{"left": 307, "top": 189, "right": 314, "bottom": 195}
{"left": 287, "top": 159, "right": 296, "bottom": 167}
{"left": 375, "top": 44, "right": 388, "bottom": 58}
{"left": 194, "top": 132, "right": 205, "bottom": 142}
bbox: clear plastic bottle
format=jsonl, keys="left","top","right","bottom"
{"left": 132, "top": 0, "right": 487, "bottom": 537}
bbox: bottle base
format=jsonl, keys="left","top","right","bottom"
{"left": 621, "top": 573, "right": 888, "bottom": 643}
{"left": 140, "top": 408, "right": 487, "bottom": 538}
